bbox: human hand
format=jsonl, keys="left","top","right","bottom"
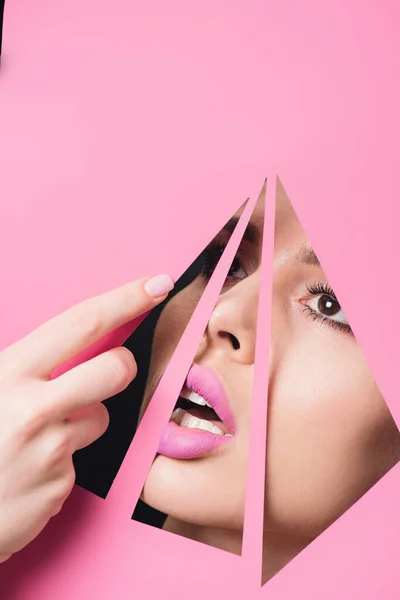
{"left": 0, "top": 274, "right": 174, "bottom": 562}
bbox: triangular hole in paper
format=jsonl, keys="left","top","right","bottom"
{"left": 74, "top": 194, "right": 251, "bottom": 498}
{"left": 131, "top": 182, "right": 267, "bottom": 554}
{"left": 261, "top": 178, "right": 400, "bottom": 585}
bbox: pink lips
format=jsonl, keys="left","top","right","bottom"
{"left": 157, "top": 364, "right": 235, "bottom": 459}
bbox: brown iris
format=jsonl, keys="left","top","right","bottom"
{"left": 317, "top": 295, "right": 340, "bottom": 317}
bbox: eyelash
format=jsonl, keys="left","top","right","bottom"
{"left": 200, "top": 241, "right": 247, "bottom": 282}
{"left": 302, "top": 281, "right": 352, "bottom": 335}
{"left": 200, "top": 249, "right": 352, "bottom": 336}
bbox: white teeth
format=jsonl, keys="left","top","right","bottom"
{"left": 187, "top": 391, "right": 213, "bottom": 408}
{"left": 180, "top": 413, "right": 225, "bottom": 436}
{"left": 180, "top": 388, "right": 212, "bottom": 408}
{"left": 171, "top": 404, "right": 232, "bottom": 437}
{"left": 187, "top": 391, "right": 207, "bottom": 406}
{"left": 180, "top": 413, "right": 201, "bottom": 428}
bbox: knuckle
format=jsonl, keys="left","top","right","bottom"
{"left": 67, "top": 305, "right": 102, "bottom": 340}
{"left": 12, "top": 395, "right": 50, "bottom": 444}
{"left": 119, "top": 281, "right": 152, "bottom": 317}
{"left": 50, "top": 470, "right": 76, "bottom": 511}
{"left": 0, "top": 383, "right": 55, "bottom": 454}
{"left": 41, "top": 430, "right": 70, "bottom": 471}
{"left": 120, "top": 283, "right": 141, "bottom": 310}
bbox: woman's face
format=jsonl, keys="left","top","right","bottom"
{"left": 139, "top": 181, "right": 400, "bottom": 540}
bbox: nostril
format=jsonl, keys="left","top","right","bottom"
{"left": 229, "top": 334, "right": 240, "bottom": 350}
{"left": 218, "top": 331, "right": 240, "bottom": 350}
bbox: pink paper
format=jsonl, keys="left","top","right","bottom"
{"left": 0, "top": 1, "right": 399, "bottom": 598}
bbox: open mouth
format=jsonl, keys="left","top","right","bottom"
{"left": 157, "top": 364, "right": 235, "bottom": 459}
{"left": 170, "top": 387, "right": 232, "bottom": 437}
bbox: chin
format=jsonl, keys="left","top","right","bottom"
{"left": 142, "top": 455, "right": 207, "bottom": 523}
{"left": 142, "top": 455, "right": 246, "bottom": 530}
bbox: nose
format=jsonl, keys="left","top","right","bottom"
{"left": 197, "top": 272, "right": 260, "bottom": 365}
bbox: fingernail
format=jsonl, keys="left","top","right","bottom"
{"left": 144, "top": 274, "right": 174, "bottom": 298}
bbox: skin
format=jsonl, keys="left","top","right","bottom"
{"left": 140, "top": 181, "right": 400, "bottom": 583}
{"left": 140, "top": 196, "right": 264, "bottom": 545}
{"left": 0, "top": 275, "right": 173, "bottom": 563}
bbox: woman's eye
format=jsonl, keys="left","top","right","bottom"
{"left": 200, "top": 242, "right": 248, "bottom": 282}
{"left": 304, "top": 294, "right": 349, "bottom": 326}
{"left": 227, "top": 257, "right": 247, "bottom": 280}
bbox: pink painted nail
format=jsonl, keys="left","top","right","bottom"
{"left": 144, "top": 274, "right": 174, "bottom": 298}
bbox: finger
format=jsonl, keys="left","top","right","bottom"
{"left": 47, "top": 346, "right": 137, "bottom": 416}
{"left": 5, "top": 274, "right": 174, "bottom": 378}
{"left": 67, "top": 403, "right": 110, "bottom": 451}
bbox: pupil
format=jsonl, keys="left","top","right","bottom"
{"left": 228, "top": 258, "right": 241, "bottom": 277}
{"left": 318, "top": 294, "right": 340, "bottom": 316}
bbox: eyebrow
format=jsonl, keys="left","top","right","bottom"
{"left": 221, "top": 217, "right": 260, "bottom": 244}
{"left": 297, "top": 243, "right": 320, "bottom": 266}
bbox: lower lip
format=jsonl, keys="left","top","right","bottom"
{"left": 157, "top": 421, "right": 232, "bottom": 459}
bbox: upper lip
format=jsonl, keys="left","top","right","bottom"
{"left": 183, "top": 364, "right": 236, "bottom": 434}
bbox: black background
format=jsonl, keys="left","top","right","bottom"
{"left": 0, "top": 1, "right": 5, "bottom": 57}
{"left": 73, "top": 252, "right": 205, "bottom": 528}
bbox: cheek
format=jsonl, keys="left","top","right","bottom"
{"left": 265, "top": 330, "right": 390, "bottom": 534}
{"left": 149, "top": 282, "right": 205, "bottom": 375}
{"left": 272, "top": 335, "right": 382, "bottom": 447}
